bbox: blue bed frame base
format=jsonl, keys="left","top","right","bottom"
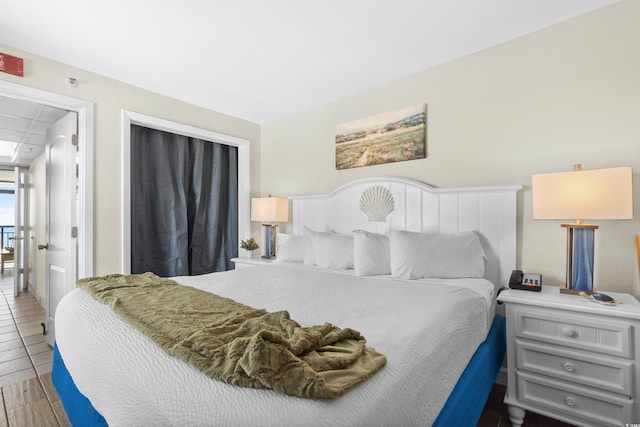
{"left": 52, "top": 344, "right": 108, "bottom": 426}
{"left": 434, "top": 314, "right": 506, "bottom": 426}
{"left": 52, "top": 315, "right": 505, "bottom": 426}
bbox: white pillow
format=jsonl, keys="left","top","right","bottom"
{"left": 312, "top": 233, "right": 354, "bottom": 270}
{"left": 389, "top": 230, "right": 486, "bottom": 279}
{"left": 276, "top": 233, "right": 305, "bottom": 262}
{"left": 303, "top": 226, "right": 333, "bottom": 266}
{"left": 353, "top": 230, "right": 390, "bottom": 277}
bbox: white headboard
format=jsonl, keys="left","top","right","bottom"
{"left": 289, "top": 176, "right": 521, "bottom": 287}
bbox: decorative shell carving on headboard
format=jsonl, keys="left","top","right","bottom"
{"left": 359, "top": 185, "right": 395, "bottom": 222}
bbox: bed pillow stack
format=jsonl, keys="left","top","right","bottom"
{"left": 276, "top": 228, "right": 486, "bottom": 280}
{"left": 277, "top": 227, "right": 355, "bottom": 270}
{"left": 388, "top": 230, "right": 485, "bottom": 279}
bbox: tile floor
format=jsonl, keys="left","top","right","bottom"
{"left": 0, "top": 283, "right": 52, "bottom": 387}
{"left": 0, "top": 270, "right": 70, "bottom": 426}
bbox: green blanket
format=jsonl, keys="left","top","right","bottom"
{"left": 76, "top": 272, "right": 387, "bottom": 399}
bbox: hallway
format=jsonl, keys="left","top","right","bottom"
{"left": 0, "top": 271, "right": 70, "bottom": 426}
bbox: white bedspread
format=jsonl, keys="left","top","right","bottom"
{"left": 55, "top": 263, "right": 496, "bottom": 427}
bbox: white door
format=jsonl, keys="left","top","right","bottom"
{"left": 12, "top": 167, "right": 28, "bottom": 296}
{"left": 43, "top": 112, "right": 78, "bottom": 347}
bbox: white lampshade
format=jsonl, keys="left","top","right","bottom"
{"left": 532, "top": 166, "right": 633, "bottom": 221}
{"left": 250, "top": 197, "right": 289, "bottom": 223}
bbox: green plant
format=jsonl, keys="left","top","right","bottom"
{"left": 240, "top": 237, "right": 259, "bottom": 251}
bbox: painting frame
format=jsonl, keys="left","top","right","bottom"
{"left": 335, "top": 104, "right": 427, "bottom": 170}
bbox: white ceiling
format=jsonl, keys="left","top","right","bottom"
{"left": 0, "top": 0, "right": 618, "bottom": 127}
{"left": 0, "top": 96, "right": 68, "bottom": 167}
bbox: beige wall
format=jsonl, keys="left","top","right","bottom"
{"left": 0, "top": 44, "right": 262, "bottom": 277}
{"left": 261, "top": 0, "right": 640, "bottom": 295}
{"left": 2, "top": 1, "right": 639, "bottom": 296}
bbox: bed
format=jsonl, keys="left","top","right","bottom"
{"left": 52, "top": 176, "right": 521, "bottom": 426}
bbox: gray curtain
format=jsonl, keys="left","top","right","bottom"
{"left": 131, "top": 125, "right": 238, "bottom": 276}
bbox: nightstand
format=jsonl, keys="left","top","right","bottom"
{"left": 498, "top": 286, "right": 640, "bottom": 427}
{"left": 231, "top": 257, "right": 275, "bottom": 269}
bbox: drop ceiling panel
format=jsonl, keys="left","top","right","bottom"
{"left": 0, "top": 129, "right": 21, "bottom": 144}
{"left": 0, "top": 95, "right": 69, "bottom": 166}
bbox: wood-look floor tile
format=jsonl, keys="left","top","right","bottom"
{"left": 12, "top": 309, "right": 44, "bottom": 320}
{"left": 0, "top": 324, "right": 17, "bottom": 335}
{"left": 0, "top": 331, "right": 20, "bottom": 344}
{"left": 11, "top": 305, "right": 42, "bottom": 314}
{"left": 19, "top": 325, "right": 44, "bottom": 339}
{"left": 31, "top": 351, "right": 52, "bottom": 368}
{"left": 0, "top": 394, "right": 7, "bottom": 427}
{"left": 17, "top": 320, "right": 43, "bottom": 330}
{"left": 14, "top": 314, "right": 44, "bottom": 325}
{"left": 7, "top": 398, "right": 59, "bottom": 427}
{"left": 22, "top": 334, "right": 45, "bottom": 347}
{"left": 10, "top": 298, "right": 40, "bottom": 307}
{"left": 3, "top": 377, "right": 46, "bottom": 410}
{"left": 0, "top": 368, "right": 37, "bottom": 388}
{"left": 35, "top": 362, "right": 53, "bottom": 376}
{"left": 51, "top": 400, "right": 72, "bottom": 427}
{"left": 0, "top": 339, "right": 25, "bottom": 353}
{"left": 8, "top": 307, "right": 40, "bottom": 315}
{"left": 10, "top": 301, "right": 42, "bottom": 309}
{"left": 0, "top": 356, "right": 32, "bottom": 376}
{"left": 10, "top": 297, "right": 39, "bottom": 304}
{"left": 0, "top": 314, "right": 14, "bottom": 322}
{"left": 0, "top": 346, "right": 28, "bottom": 363}
{"left": 39, "top": 373, "right": 58, "bottom": 403}
{"left": 26, "top": 342, "right": 50, "bottom": 356}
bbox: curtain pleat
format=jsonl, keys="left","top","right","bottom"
{"left": 131, "top": 125, "right": 238, "bottom": 277}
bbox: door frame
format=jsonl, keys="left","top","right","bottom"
{"left": 0, "top": 79, "right": 94, "bottom": 279}
{"left": 13, "top": 167, "right": 28, "bottom": 296}
{"left": 120, "top": 110, "right": 250, "bottom": 274}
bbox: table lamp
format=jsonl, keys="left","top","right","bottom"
{"left": 532, "top": 165, "right": 633, "bottom": 293}
{"left": 250, "top": 196, "right": 289, "bottom": 259}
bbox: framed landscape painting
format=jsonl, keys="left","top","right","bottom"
{"left": 335, "top": 104, "right": 426, "bottom": 170}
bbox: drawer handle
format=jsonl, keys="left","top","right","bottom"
{"left": 564, "top": 396, "right": 576, "bottom": 406}
{"left": 562, "top": 328, "right": 577, "bottom": 338}
{"left": 563, "top": 362, "right": 575, "bottom": 372}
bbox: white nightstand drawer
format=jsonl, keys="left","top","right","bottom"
{"left": 516, "top": 339, "right": 633, "bottom": 396}
{"left": 517, "top": 371, "right": 633, "bottom": 427}
{"left": 513, "top": 307, "right": 632, "bottom": 358}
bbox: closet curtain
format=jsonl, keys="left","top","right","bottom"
{"left": 130, "top": 125, "right": 238, "bottom": 277}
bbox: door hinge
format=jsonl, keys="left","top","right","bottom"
{"left": 71, "top": 227, "right": 78, "bottom": 238}
{"left": 71, "top": 134, "right": 78, "bottom": 146}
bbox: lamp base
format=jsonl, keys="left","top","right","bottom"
{"left": 261, "top": 223, "right": 278, "bottom": 258}
{"left": 561, "top": 224, "right": 597, "bottom": 294}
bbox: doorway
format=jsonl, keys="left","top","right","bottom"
{"left": 0, "top": 173, "right": 15, "bottom": 285}
{"left": 0, "top": 80, "right": 93, "bottom": 341}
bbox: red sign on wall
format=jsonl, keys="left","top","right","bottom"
{"left": 0, "top": 53, "right": 24, "bottom": 77}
